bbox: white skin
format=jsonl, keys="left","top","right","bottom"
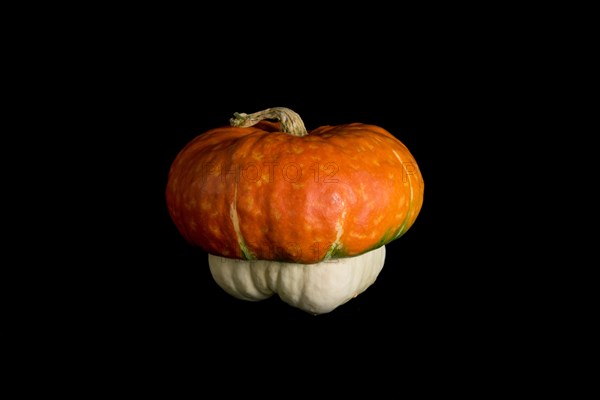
{"left": 209, "top": 245, "right": 386, "bottom": 315}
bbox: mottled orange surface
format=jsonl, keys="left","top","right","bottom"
{"left": 166, "top": 121, "right": 424, "bottom": 264}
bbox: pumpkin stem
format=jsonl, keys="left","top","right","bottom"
{"left": 230, "top": 107, "right": 308, "bottom": 137}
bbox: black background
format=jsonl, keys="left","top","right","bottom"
{"left": 7, "top": 6, "right": 577, "bottom": 392}
{"left": 15, "top": 17, "right": 530, "bottom": 380}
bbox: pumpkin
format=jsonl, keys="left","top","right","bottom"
{"left": 166, "top": 107, "right": 424, "bottom": 314}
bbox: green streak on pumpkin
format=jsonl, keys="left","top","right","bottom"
{"left": 370, "top": 231, "right": 392, "bottom": 252}
{"left": 391, "top": 159, "right": 416, "bottom": 241}
{"left": 229, "top": 185, "right": 255, "bottom": 261}
{"left": 324, "top": 242, "right": 342, "bottom": 260}
{"left": 392, "top": 210, "right": 410, "bottom": 240}
{"left": 238, "top": 241, "right": 254, "bottom": 260}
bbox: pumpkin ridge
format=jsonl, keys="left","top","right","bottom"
{"left": 229, "top": 184, "right": 255, "bottom": 260}
{"left": 390, "top": 148, "right": 415, "bottom": 240}
{"left": 324, "top": 208, "right": 347, "bottom": 260}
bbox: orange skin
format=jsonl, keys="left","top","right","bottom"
{"left": 166, "top": 121, "right": 424, "bottom": 264}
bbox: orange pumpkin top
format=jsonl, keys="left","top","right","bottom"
{"left": 166, "top": 107, "right": 424, "bottom": 264}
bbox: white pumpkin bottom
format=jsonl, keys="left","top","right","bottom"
{"left": 208, "top": 246, "right": 386, "bottom": 315}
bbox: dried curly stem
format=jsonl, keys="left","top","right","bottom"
{"left": 230, "top": 107, "right": 308, "bottom": 137}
